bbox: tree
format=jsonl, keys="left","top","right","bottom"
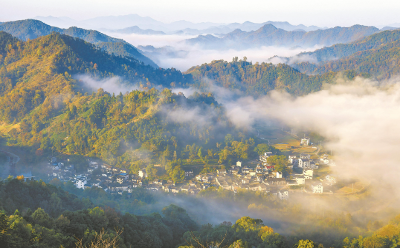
{"left": 254, "top": 144, "right": 274, "bottom": 155}
{"left": 170, "top": 166, "right": 185, "bottom": 183}
{"left": 297, "top": 240, "right": 316, "bottom": 248}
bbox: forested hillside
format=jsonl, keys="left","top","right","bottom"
{"left": 291, "top": 29, "right": 400, "bottom": 79}
{"left": 186, "top": 58, "right": 360, "bottom": 96}
{"left": 0, "top": 19, "right": 157, "bottom": 67}
{"left": 0, "top": 32, "right": 261, "bottom": 180}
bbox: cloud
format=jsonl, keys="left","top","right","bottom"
{"left": 105, "top": 32, "right": 322, "bottom": 71}
{"left": 163, "top": 106, "right": 213, "bottom": 126}
{"left": 160, "top": 45, "right": 321, "bottom": 71}
{"left": 75, "top": 74, "right": 139, "bottom": 94}
{"left": 171, "top": 87, "right": 197, "bottom": 97}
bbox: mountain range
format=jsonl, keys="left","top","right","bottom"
{"left": 186, "top": 24, "right": 380, "bottom": 50}
{"left": 34, "top": 15, "right": 324, "bottom": 35}
{"left": 0, "top": 19, "right": 158, "bottom": 67}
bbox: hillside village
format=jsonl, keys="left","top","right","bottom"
{"left": 44, "top": 136, "right": 337, "bottom": 200}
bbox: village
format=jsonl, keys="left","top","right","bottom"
{"left": 45, "top": 135, "right": 338, "bottom": 200}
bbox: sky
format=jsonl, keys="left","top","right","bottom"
{"left": 1, "top": 0, "right": 400, "bottom": 27}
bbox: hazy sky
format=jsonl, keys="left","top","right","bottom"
{"left": 1, "top": 0, "right": 400, "bottom": 27}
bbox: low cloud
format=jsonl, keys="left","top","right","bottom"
{"left": 105, "top": 32, "right": 322, "bottom": 71}
{"left": 75, "top": 75, "right": 139, "bottom": 94}
{"left": 217, "top": 77, "right": 400, "bottom": 197}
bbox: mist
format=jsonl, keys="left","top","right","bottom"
{"left": 75, "top": 74, "right": 139, "bottom": 94}
{"left": 159, "top": 45, "right": 320, "bottom": 71}
{"left": 103, "top": 32, "right": 321, "bottom": 71}
{"left": 213, "top": 77, "right": 400, "bottom": 197}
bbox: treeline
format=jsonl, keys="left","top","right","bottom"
{"left": 186, "top": 59, "right": 359, "bottom": 96}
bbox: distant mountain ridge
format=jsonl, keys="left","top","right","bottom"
{"left": 0, "top": 19, "right": 158, "bottom": 67}
{"left": 105, "top": 26, "right": 165, "bottom": 35}
{"left": 186, "top": 24, "right": 380, "bottom": 49}
{"left": 34, "top": 15, "right": 324, "bottom": 34}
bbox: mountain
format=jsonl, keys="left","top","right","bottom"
{"left": 0, "top": 32, "right": 190, "bottom": 113}
{"left": 0, "top": 32, "right": 247, "bottom": 173}
{"left": 187, "top": 24, "right": 380, "bottom": 50}
{"left": 290, "top": 29, "right": 400, "bottom": 80}
{"left": 106, "top": 26, "right": 165, "bottom": 35}
{"left": 223, "top": 21, "right": 323, "bottom": 32}
{"left": 34, "top": 15, "right": 324, "bottom": 34}
{"left": 0, "top": 19, "right": 158, "bottom": 67}
{"left": 0, "top": 19, "right": 63, "bottom": 40}
{"left": 35, "top": 14, "right": 221, "bottom": 32}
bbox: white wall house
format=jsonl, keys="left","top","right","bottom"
{"left": 138, "top": 170, "right": 147, "bottom": 178}
{"left": 76, "top": 177, "right": 87, "bottom": 189}
{"left": 301, "top": 138, "right": 310, "bottom": 146}
{"left": 312, "top": 183, "right": 323, "bottom": 193}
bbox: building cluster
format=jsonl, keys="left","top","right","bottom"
{"left": 47, "top": 140, "right": 337, "bottom": 197}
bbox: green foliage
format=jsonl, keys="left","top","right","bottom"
{"left": 182, "top": 216, "right": 286, "bottom": 248}
{"left": 254, "top": 143, "right": 277, "bottom": 155}
{"left": 186, "top": 59, "right": 345, "bottom": 96}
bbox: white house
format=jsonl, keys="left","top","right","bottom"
{"left": 298, "top": 158, "right": 310, "bottom": 168}
{"left": 276, "top": 171, "right": 283, "bottom": 178}
{"left": 312, "top": 183, "right": 323, "bottom": 193}
{"left": 138, "top": 170, "right": 147, "bottom": 178}
{"left": 301, "top": 138, "right": 310, "bottom": 146}
{"left": 236, "top": 161, "right": 242, "bottom": 167}
{"left": 288, "top": 155, "right": 297, "bottom": 165}
{"left": 259, "top": 152, "right": 273, "bottom": 163}
{"left": 75, "top": 177, "right": 87, "bottom": 189}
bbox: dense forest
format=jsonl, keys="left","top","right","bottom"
{"left": 186, "top": 58, "right": 360, "bottom": 96}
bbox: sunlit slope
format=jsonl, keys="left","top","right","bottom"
{"left": 0, "top": 31, "right": 190, "bottom": 122}
{"left": 0, "top": 32, "right": 236, "bottom": 167}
